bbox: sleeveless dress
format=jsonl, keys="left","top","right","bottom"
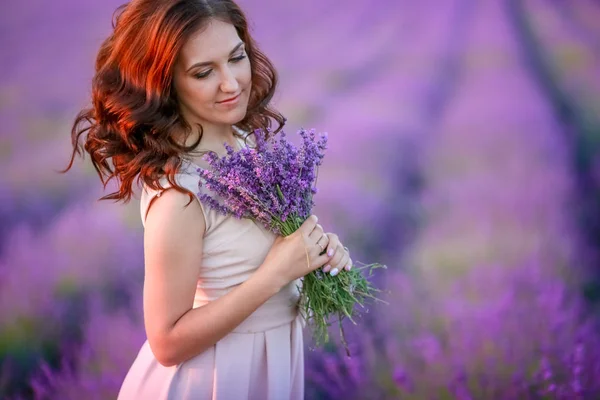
{"left": 117, "top": 135, "right": 306, "bottom": 400}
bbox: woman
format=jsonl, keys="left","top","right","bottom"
{"left": 64, "top": 0, "right": 354, "bottom": 399}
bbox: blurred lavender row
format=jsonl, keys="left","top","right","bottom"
{"left": 1, "top": 0, "right": 600, "bottom": 398}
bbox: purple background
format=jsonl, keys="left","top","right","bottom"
{"left": 1, "top": 0, "right": 600, "bottom": 398}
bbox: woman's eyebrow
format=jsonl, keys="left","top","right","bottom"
{"left": 186, "top": 42, "right": 245, "bottom": 72}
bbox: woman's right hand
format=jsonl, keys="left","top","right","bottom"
{"left": 258, "top": 214, "right": 333, "bottom": 291}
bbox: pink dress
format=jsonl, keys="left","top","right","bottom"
{"left": 117, "top": 136, "right": 305, "bottom": 400}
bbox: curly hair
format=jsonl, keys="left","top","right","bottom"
{"left": 63, "top": 0, "right": 286, "bottom": 202}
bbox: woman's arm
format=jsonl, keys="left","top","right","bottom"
{"left": 142, "top": 188, "right": 283, "bottom": 367}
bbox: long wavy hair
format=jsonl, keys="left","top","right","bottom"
{"left": 63, "top": 0, "right": 286, "bottom": 202}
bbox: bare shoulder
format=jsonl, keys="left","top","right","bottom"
{"left": 144, "top": 187, "right": 206, "bottom": 245}
{"left": 146, "top": 188, "right": 204, "bottom": 230}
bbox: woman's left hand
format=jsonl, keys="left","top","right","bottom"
{"left": 321, "top": 233, "right": 352, "bottom": 276}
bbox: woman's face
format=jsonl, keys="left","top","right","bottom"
{"left": 172, "top": 18, "right": 252, "bottom": 131}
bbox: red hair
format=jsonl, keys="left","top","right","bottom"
{"left": 63, "top": 0, "right": 285, "bottom": 202}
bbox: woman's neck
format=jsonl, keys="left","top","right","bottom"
{"left": 178, "top": 124, "right": 243, "bottom": 165}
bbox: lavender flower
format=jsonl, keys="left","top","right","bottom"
{"left": 195, "top": 127, "right": 385, "bottom": 352}
{"left": 197, "top": 128, "right": 327, "bottom": 232}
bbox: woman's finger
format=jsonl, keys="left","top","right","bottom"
{"left": 325, "top": 233, "right": 339, "bottom": 258}
{"left": 332, "top": 250, "right": 350, "bottom": 275}
{"left": 308, "top": 223, "right": 325, "bottom": 242}
{"left": 323, "top": 243, "right": 345, "bottom": 275}
{"left": 314, "top": 233, "right": 329, "bottom": 255}
{"left": 344, "top": 257, "right": 353, "bottom": 271}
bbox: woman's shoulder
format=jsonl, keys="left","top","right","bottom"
{"left": 139, "top": 168, "right": 208, "bottom": 230}
{"left": 142, "top": 165, "right": 199, "bottom": 195}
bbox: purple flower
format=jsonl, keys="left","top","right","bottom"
{"left": 196, "top": 127, "right": 328, "bottom": 235}
{"left": 392, "top": 365, "right": 414, "bottom": 393}
{"left": 194, "top": 127, "right": 385, "bottom": 352}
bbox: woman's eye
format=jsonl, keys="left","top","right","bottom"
{"left": 231, "top": 54, "right": 247, "bottom": 62}
{"left": 194, "top": 71, "right": 211, "bottom": 79}
{"left": 193, "top": 55, "right": 247, "bottom": 79}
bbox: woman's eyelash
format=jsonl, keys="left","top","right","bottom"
{"left": 194, "top": 55, "right": 247, "bottom": 79}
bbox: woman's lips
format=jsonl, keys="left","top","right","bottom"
{"left": 217, "top": 93, "right": 240, "bottom": 104}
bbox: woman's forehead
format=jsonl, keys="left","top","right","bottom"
{"left": 179, "top": 19, "right": 242, "bottom": 67}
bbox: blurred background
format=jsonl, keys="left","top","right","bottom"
{"left": 1, "top": 0, "right": 600, "bottom": 398}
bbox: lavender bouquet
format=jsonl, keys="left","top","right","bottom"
{"left": 195, "top": 128, "right": 385, "bottom": 355}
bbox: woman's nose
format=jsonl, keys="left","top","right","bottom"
{"left": 220, "top": 68, "right": 239, "bottom": 93}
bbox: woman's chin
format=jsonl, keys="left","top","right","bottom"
{"left": 223, "top": 109, "right": 248, "bottom": 125}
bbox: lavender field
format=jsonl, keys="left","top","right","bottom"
{"left": 1, "top": 0, "right": 600, "bottom": 398}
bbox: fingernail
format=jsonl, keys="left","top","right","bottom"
{"left": 323, "top": 264, "right": 331, "bottom": 272}
{"left": 327, "top": 248, "right": 334, "bottom": 257}
{"left": 345, "top": 264, "right": 352, "bottom": 271}
{"left": 330, "top": 268, "right": 339, "bottom": 276}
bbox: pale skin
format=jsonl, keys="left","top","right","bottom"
{"left": 143, "top": 18, "right": 353, "bottom": 367}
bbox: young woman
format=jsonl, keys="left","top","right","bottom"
{"left": 64, "top": 0, "right": 353, "bottom": 398}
